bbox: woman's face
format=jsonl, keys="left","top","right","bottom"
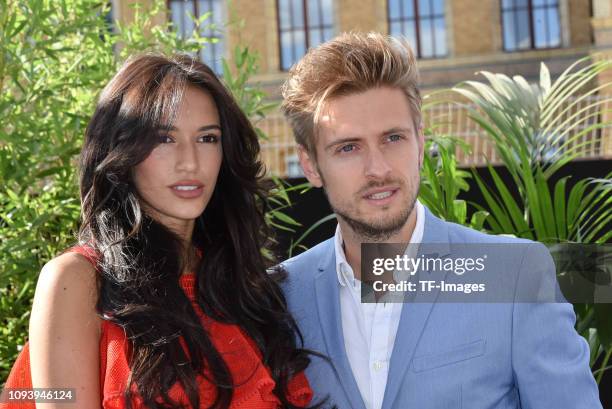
{"left": 133, "top": 86, "right": 223, "bottom": 235}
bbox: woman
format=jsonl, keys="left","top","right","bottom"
{"left": 2, "top": 54, "right": 315, "bottom": 408}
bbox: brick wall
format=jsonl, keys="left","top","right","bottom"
{"left": 451, "top": 0, "right": 499, "bottom": 56}
{"left": 569, "top": 0, "right": 594, "bottom": 46}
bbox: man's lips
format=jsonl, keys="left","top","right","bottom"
{"left": 361, "top": 186, "right": 399, "bottom": 205}
{"left": 362, "top": 186, "right": 399, "bottom": 199}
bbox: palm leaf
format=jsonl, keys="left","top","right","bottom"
{"left": 443, "top": 57, "right": 612, "bottom": 380}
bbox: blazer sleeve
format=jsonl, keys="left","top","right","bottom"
{"left": 511, "top": 242, "right": 602, "bottom": 409}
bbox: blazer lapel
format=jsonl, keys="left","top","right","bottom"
{"left": 314, "top": 241, "right": 367, "bottom": 409}
{"left": 382, "top": 207, "right": 452, "bottom": 409}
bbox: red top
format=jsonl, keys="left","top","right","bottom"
{"left": 0, "top": 246, "right": 312, "bottom": 408}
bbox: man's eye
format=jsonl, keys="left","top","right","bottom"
{"left": 198, "top": 135, "right": 219, "bottom": 143}
{"left": 387, "top": 134, "right": 402, "bottom": 142}
{"left": 339, "top": 144, "right": 355, "bottom": 153}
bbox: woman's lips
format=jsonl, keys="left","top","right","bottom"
{"left": 169, "top": 184, "right": 204, "bottom": 199}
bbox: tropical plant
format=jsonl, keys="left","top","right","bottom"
{"left": 418, "top": 134, "right": 489, "bottom": 230}
{"left": 451, "top": 57, "right": 612, "bottom": 382}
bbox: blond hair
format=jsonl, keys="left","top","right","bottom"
{"left": 281, "top": 31, "right": 421, "bottom": 154}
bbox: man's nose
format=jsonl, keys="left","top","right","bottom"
{"left": 364, "top": 146, "right": 392, "bottom": 179}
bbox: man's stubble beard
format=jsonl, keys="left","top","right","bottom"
{"left": 320, "top": 170, "right": 420, "bottom": 242}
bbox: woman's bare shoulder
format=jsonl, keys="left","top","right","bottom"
{"left": 28, "top": 252, "right": 103, "bottom": 401}
{"left": 32, "top": 251, "right": 101, "bottom": 335}
{"left": 38, "top": 251, "right": 99, "bottom": 294}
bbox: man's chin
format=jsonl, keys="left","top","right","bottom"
{"left": 338, "top": 213, "right": 409, "bottom": 241}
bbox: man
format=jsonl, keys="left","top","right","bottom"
{"left": 279, "top": 32, "right": 601, "bottom": 409}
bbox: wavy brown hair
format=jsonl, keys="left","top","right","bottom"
{"left": 78, "top": 54, "right": 315, "bottom": 409}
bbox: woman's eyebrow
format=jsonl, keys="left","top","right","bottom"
{"left": 197, "top": 125, "right": 221, "bottom": 132}
{"left": 158, "top": 124, "right": 221, "bottom": 132}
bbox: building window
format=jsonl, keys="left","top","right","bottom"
{"left": 285, "top": 154, "right": 304, "bottom": 177}
{"left": 388, "top": 0, "right": 447, "bottom": 58}
{"left": 169, "top": 0, "right": 225, "bottom": 74}
{"left": 104, "top": 2, "right": 115, "bottom": 32}
{"left": 277, "top": 0, "right": 334, "bottom": 71}
{"left": 501, "top": 0, "right": 561, "bottom": 51}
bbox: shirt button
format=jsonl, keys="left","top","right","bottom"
{"left": 373, "top": 361, "right": 384, "bottom": 371}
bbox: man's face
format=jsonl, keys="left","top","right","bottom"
{"left": 298, "top": 86, "right": 424, "bottom": 241}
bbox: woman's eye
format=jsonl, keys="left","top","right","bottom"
{"left": 339, "top": 144, "right": 356, "bottom": 153}
{"left": 198, "top": 135, "right": 219, "bottom": 143}
{"left": 158, "top": 134, "right": 174, "bottom": 143}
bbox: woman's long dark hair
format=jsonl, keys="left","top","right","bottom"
{"left": 78, "top": 54, "right": 314, "bottom": 409}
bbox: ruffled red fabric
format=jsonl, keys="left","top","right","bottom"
{"left": 0, "top": 246, "right": 312, "bottom": 408}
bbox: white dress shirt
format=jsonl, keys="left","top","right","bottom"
{"left": 335, "top": 200, "right": 425, "bottom": 409}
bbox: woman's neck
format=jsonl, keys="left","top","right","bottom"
{"left": 181, "top": 244, "right": 198, "bottom": 275}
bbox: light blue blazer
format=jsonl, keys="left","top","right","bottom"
{"left": 280, "top": 206, "right": 602, "bottom": 409}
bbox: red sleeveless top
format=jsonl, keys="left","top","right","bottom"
{"left": 0, "top": 246, "right": 312, "bottom": 408}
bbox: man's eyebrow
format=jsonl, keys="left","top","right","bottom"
{"left": 158, "top": 124, "right": 222, "bottom": 132}
{"left": 324, "top": 137, "right": 362, "bottom": 151}
{"left": 382, "top": 126, "right": 414, "bottom": 135}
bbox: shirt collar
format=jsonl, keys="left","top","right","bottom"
{"left": 334, "top": 199, "right": 426, "bottom": 287}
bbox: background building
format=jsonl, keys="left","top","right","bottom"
{"left": 111, "top": 0, "right": 612, "bottom": 176}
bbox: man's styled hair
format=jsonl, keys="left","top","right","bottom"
{"left": 280, "top": 31, "right": 421, "bottom": 155}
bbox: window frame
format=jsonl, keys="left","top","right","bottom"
{"left": 167, "top": 0, "right": 225, "bottom": 73}
{"left": 276, "top": 0, "right": 334, "bottom": 71}
{"left": 500, "top": 0, "right": 562, "bottom": 52}
{"left": 386, "top": 0, "right": 448, "bottom": 59}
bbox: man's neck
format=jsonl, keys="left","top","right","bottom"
{"left": 340, "top": 209, "right": 418, "bottom": 281}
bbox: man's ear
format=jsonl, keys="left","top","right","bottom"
{"left": 297, "top": 145, "right": 323, "bottom": 188}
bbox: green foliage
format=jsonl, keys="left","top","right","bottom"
{"left": 453, "top": 58, "right": 612, "bottom": 244}
{"left": 223, "top": 47, "right": 278, "bottom": 141}
{"left": 288, "top": 212, "right": 336, "bottom": 258}
{"left": 0, "top": 0, "right": 279, "bottom": 383}
{"left": 419, "top": 135, "right": 488, "bottom": 230}
{"left": 451, "top": 59, "right": 612, "bottom": 381}
{"left": 454, "top": 58, "right": 612, "bottom": 178}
